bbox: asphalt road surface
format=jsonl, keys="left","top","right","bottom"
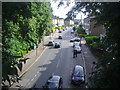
{"left": 13, "top": 27, "right": 87, "bottom": 89}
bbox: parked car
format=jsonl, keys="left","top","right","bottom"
{"left": 74, "top": 37, "right": 81, "bottom": 42}
{"left": 47, "top": 41, "right": 55, "bottom": 46}
{"left": 54, "top": 42, "right": 61, "bottom": 48}
{"left": 70, "top": 37, "right": 81, "bottom": 42}
{"left": 71, "top": 65, "right": 85, "bottom": 85}
{"left": 74, "top": 46, "right": 81, "bottom": 53}
{"left": 71, "top": 30, "right": 74, "bottom": 34}
{"left": 43, "top": 75, "right": 63, "bottom": 89}
{"left": 58, "top": 30, "right": 62, "bottom": 33}
{"left": 58, "top": 35, "right": 62, "bottom": 39}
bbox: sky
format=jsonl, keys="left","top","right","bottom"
{"left": 50, "top": 0, "right": 87, "bottom": 19}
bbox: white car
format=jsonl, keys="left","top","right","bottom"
{"left": 74, "top": 46, "right": 82, "bottom": 53}
{"left": 71, "top": 30, "right": 74, "bottom": 34}
{"left": 73, "top": 42, "right": 81, "bottom": 48}
{"left": 70, "top": 37, "right": 81, "bottom": 42}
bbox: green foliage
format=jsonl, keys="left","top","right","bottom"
{"left": 79, "top": 34, "right": 86, "bottom": 37}
{"left": 89, "top": 42, "right": 100, "bottom": 50}
{"left": 85, "top": 36, "right": 100, "bottom": 44}
{"left": 2, "top": 2, "right": 53, "bottom": 85}
{"left": 76, "top": 27, "right": 86, "bottom": 34}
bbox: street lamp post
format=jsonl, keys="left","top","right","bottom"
{"left": 36, "top": 46, "right": 37, "bottom": 56}
{"left": 36, "top": 41, "right": 38, "bottom": 56}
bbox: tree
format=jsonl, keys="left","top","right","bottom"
{"left": 2, "top": 2, "right": 53, "bottom": 85}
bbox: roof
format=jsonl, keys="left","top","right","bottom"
{"left": 48, "top": 75, "right": 60, "bottom": 83}
{"left": 75, "top": 65, "right": 83, "bottom": 71}
{"left": 53, "top": 15, "right": 64, "bottom": 20}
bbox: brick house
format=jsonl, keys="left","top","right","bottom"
{"left": 52, "top": 16, "right": 64, "bottom": 27}
{"left": 64, "top": 19, "right": 74, "bottom": 25}
{"left": 83, "top": 17, "right": 106, "bottom": 36}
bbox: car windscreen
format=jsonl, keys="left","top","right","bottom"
{"left": 48, "top": 82, "right": 58, "bottom": 88}
{"left": 74, "top": 69, "right": 84, "bottom": 77}
{"left": 75, "top": 46, "right": 80, "bottom": 50}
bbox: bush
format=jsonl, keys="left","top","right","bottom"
{"left": 85, "top": 36, "right": 94, "bottom": 44}
{"left": 80, "top": 34, "right": 87, "bottom": 37}
{"left": 85, "top": 36, "right": 100, "bottom": 44}
{"left": 90, "top": 42, "right": 100, "bottom": 50}
{"left": 77, "top": 27, "right": 86, "bottom": 34}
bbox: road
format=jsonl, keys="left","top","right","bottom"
{"left": 13, "top": 27, "right": 88, "bottom": 89}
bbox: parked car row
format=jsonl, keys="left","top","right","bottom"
{"left": 42, "top": 65, "right": 85, "bottom": 89}
{"left": 46, "top": 41, "right": 61, "bottom": 48}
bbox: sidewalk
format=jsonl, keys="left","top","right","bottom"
{"left": 81, "top": 38, "right": 98, "bottom": 87}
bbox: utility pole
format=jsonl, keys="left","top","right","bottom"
{"left": 36, "top": 41, "right": 38, "bottom": 56}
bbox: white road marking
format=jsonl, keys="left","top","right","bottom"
{"left": 18, "top": 47, "right": 48, "bottom": 78}
{"left": 34, "top": 74, "right": 37, "bottom": 77}
{"left": 56, "top": 59, "right": 61, "bottom": 68}
{"left": 31, "top": 78, "right": 34, "bottom": 81}
{"left": 27, "top": 82, "right": 30, "bottom": 85}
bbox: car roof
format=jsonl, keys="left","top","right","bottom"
{"left": 48, "top": 75, "right": 61, "bottom": 83}
{"left": 55, "top": 42, "right": 60, "bottom": 44}
{"left": 75, "top": 65, "right": 83, "bottom": 71}
{"left": 74, "top": 42, "right": 80, "bottom": 44}
{"left": 49, "top": 40, "right": 54, "bottom": 42}
{"left": 74, "top": 37, "right": 80, "bottom": 39}
{"left": 74, "top": 45, "right": 81, "bottom": 48}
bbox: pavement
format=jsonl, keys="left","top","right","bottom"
{"left": 7, "top": 28, "right": 98, "bottom": 89}
{"left": 81, "top": 38, "right": 98, "bottom": 87}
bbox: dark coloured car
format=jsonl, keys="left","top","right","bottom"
{"left": 58, "top": 30, "right": 62, "bottom": 33}
{"left": 47, "top": 41, "right": 55, "bottom": 46}
{"left": 43, "top": 75, "right": 63, "bottom": 89}
{"left": 58, "top": 36, "right": 62, "bottom": 39}
{"left": 54, "top": 42, "right": 61, "bottom": 48}
{"left": 71, "top": 65, "right": 85, "bottom": 85}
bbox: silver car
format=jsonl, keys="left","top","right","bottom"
{"left": 43, "top": 75, "right": 63, "bottom": 89}
{"left": 73, "top": 42, "right": 81, "bottom": 48}
{"left": 74, "top": 46, "right": 81, "bottom": 53}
